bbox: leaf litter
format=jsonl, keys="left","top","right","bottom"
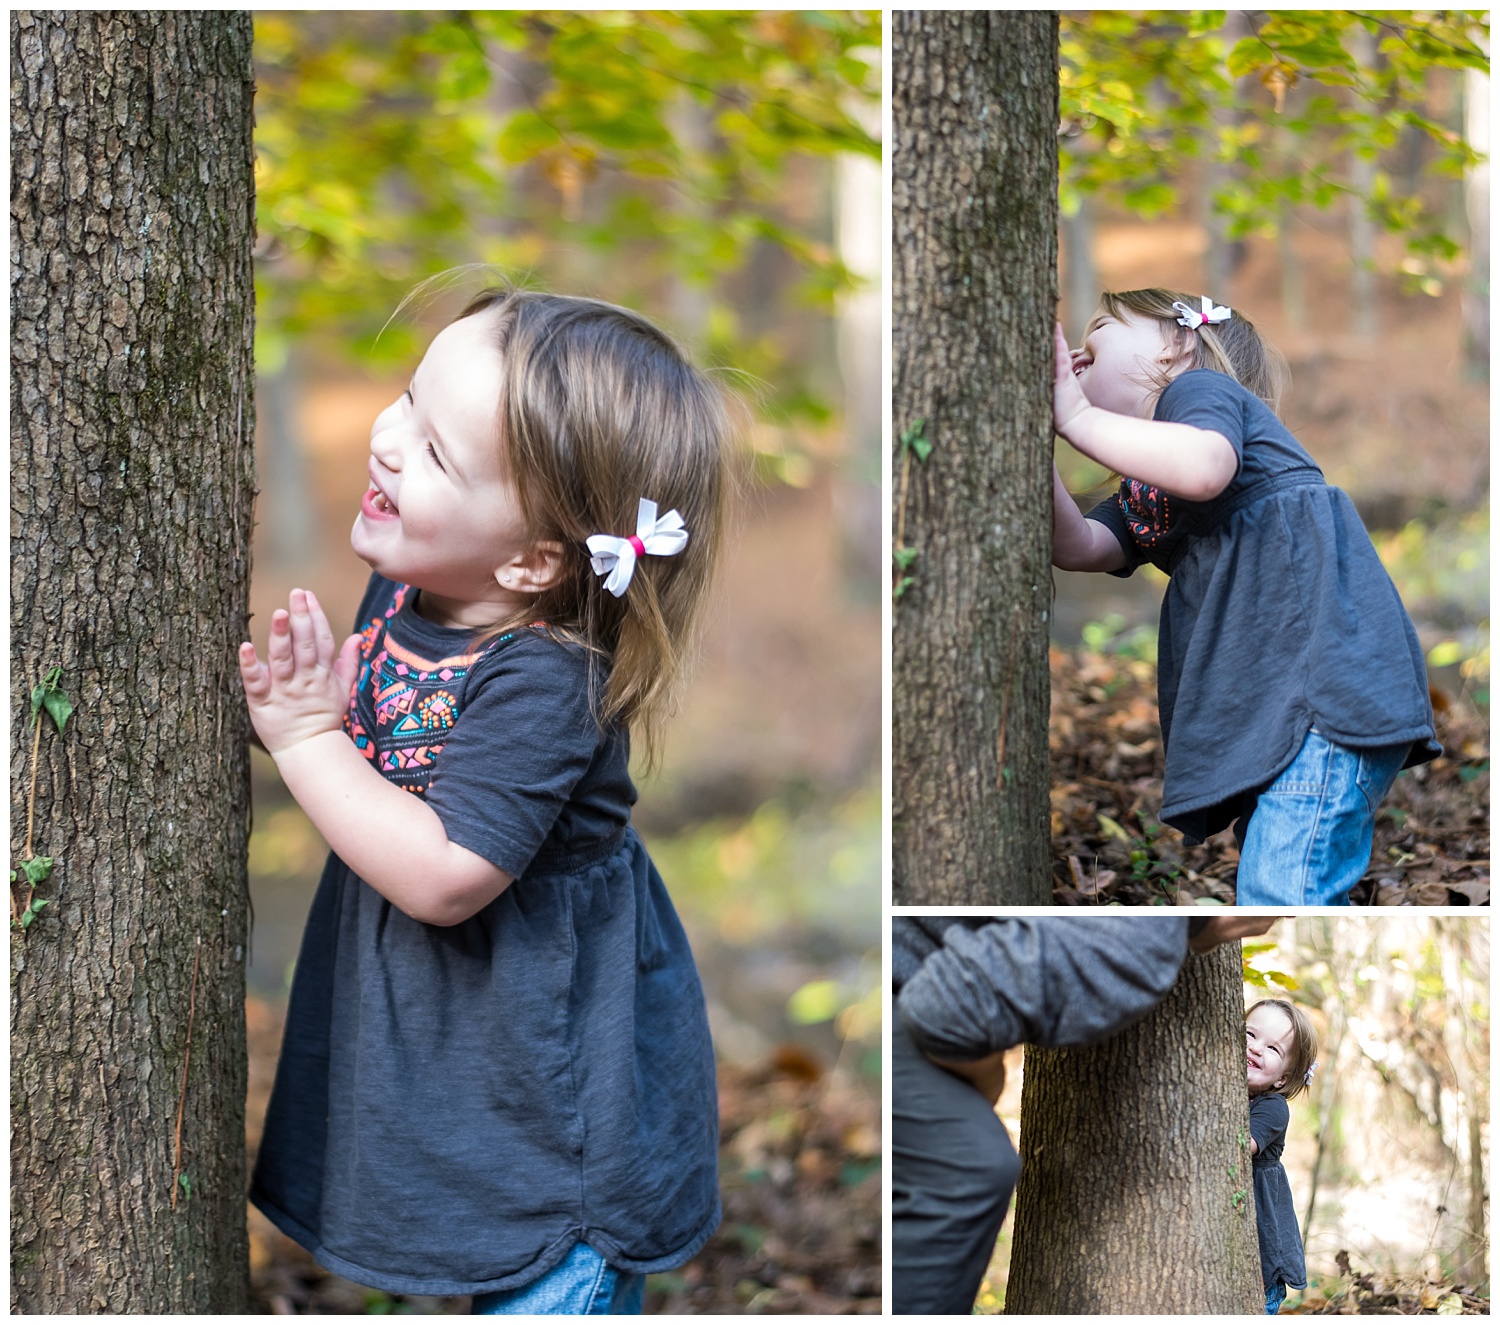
{"left": 1049, "top": 645, "right": 1488, "bottom": 906}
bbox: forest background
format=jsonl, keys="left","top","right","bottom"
{"left": 977, "top": 917, "right": 1490, "bottom": 1315}
{"left": 243, "top": 11, "right": 882, "bottom": 1313}
{"left": 1044, "top": 11, "right": 1489, "bottom": 904}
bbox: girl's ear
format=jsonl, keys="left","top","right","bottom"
{"left": 496, "top": 540, "right": 567, "bottom": 595}
{"left": 1159, "top": 326, "right": 1195, "bottom": 374}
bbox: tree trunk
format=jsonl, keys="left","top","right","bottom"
{"left": 1347, "top": 26, "right": 1379, "bottom": 342}
{"left": 1461, "top": 64, "right": 1489, "bottom": 381}
{"left": 891, "top": 11, "right": 1056, "bottom": 905}
{"left": 1061, "top": 193, "right": 1097, "bottom": 344}
{"left": 1007, "top": 943, "right": 1263, "bottom": 1313}
{"left": 11, "top": 11, "right": 256, "bottom": 1312}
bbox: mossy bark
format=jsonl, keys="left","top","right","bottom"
{"left": 1007, "top": 943, "right": 1264, "bottom": 1314}
{"left": 891, "top": 11, "right": 1057, "bottom": 905}
{"left": 11, "top": 11, "right": 256, "bottom": 1311}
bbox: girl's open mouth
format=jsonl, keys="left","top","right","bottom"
{"left": 361, "top": 486, "right": 398, "bottom": 520}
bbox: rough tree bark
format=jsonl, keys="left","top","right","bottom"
{"left": 1007, "top": 943, "right": 1263, "bottom": 1314}
{"left": 891, "top": 11, "right": 1057, "bottom": 905}
{"left": 11, "top": 11, "right": 256, "bottom": 1311}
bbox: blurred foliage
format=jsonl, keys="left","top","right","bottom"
{"left": 253, "top": 10, "right": 880, "bottom": 421}
{"left": 1060, "top": 11, "right": 1489, "bottom": 286}
{"left": 1241, "top": 939, "right": 1299, "bottom": 991}
{"left": 1372, "top": 508, "right": 1490, "bottom": 697}
{"left": 646, "top": 780, "right": 880, "bottom": 949}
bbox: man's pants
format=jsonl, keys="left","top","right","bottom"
{"left": 891, "top": 1022, "right": 1020, "bottom": 1314}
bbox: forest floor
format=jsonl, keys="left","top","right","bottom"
{"left": 1049, "top": 644, "right": 1489, "bottom": 906}
{"left": 1293, "top": 1250, "right": 1488, "bottom": 1315}
{"left": 245, "top": 999, "right": 881, "bottom": 1315}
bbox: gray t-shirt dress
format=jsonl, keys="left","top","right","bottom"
{"left": 1249, "top": 1090, "right": 1307, "bottom": 1290}
{"left": 250, "top": 576, "right": 720, "bottom": 1296}
{"left": 1087, "top": 369, "right": 1439, "bottom": 842}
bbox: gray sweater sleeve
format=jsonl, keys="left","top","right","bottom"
{"left": 896, "top": 918, "right": 1192, "bottom": 1060}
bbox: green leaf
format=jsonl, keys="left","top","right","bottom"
{"left": 899, "top": 419, "right": 930, "bottom": 463}
{"left": 30, "top": 665, "right": 70, "bottom": 731}
{"left": 177, "top": 1172, "right": 192, "bottom": 1201}
{"left": 21, "top": 857, "right": 53, "bottom": 887}
{"left": 42, "top": 689, "right": 73, "bottom": 733}
{"left": 1096, "top": 813, "right": 1129, "bottom": 841}
{"left": 1266, "top": 970, "right": 1300, "bottom": 991}
{"left": 893, "top": 547, "right": 918, "bottom": 571}
{"left": 20, "top": 898, "right": 51, "bottom": 929}
{"left": 788, "top": 979, "right": 843, "bottom": 1025}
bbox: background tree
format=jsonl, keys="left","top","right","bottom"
{"left": 1006, "top": 943, "right": 1263, "bottom": 1313}
{"left": 890, "top": 10, "right": 1057, "bottom": 906}
{"left": 11, "top": 11, "right": 256, "bottom": 1312}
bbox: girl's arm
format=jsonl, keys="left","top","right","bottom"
{"left": 1052, "top": 463, "right": 1127, "bottom": 573}
{"left": 1052, "top": 323, "right": 1239, "bottom": 502}
{"left": 239, "top": 589, "right": 512, "bottom": 927}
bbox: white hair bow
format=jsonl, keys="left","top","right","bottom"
{"left": 1172, "top": 295, "right": 1233, "bottom": 329}
{"left": 586, "top": 498, "right": 688, "bottom": 597}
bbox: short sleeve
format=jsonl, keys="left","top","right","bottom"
{"left": 1084, "top": 488, "right": 1145, "bottom": 579}
{"left": 1249, "top": 1090, "right": 1289, "bottom": 1155}
{"left": 424, "top": 634, "right": 601, "bottom": 879}
{"left": 1154, "top": 369, "right": 1249, "bottom": 460}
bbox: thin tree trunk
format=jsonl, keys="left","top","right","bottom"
{"left": 11, "top": 11, "right": 256, "bottom": 1311}
{"left": 1348, "top": 27, "right": 1379, "bottom": 342}
{"left": 1007, "top": 943, "right": 1264, "bottom": 1313}
{"left": 1061, "top": 193, "right": 1097, "bottom": 344}
{"left": 1202, "top": 12, "right": 1254, "bottom": 302}
{"left": 1461, "top": 64, "right": 1489, "bottom": 381}
{"left": 891, "top": 10, "right": 1056, "bottom": 905}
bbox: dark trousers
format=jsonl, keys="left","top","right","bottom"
{"left": 891, "top": 1023, "right": 1020, "bottom": 1315}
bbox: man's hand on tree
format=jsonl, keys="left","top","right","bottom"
{"left": 926, "top": 1050, "right": 1008, "bottom": 1106}
{"left": 1189, "top": 917, "right": 1285, "bottom": 954}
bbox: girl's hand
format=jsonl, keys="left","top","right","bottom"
{"left": 239, "top": 589, "right": 361, "bottom": 755}
{"left": 1052, "top": 322, "right": 1093, "bottom": 439}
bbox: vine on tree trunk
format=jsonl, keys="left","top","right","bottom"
{"left": 12, "top": 665, "right": 72, "bottom": 932}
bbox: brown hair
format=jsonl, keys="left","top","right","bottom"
{"left": 1095, "top": 287, "right": 1291, "bottom": 416}
{"left": 454, "top": 286, "right": 734, "bottom": 764}
{"left": 1246, "top": 998, "right": 1319, "bottom": 1101}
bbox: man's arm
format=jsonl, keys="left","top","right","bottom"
{"left": 899, "top": 917, "right": 1279, "bottom": 1064}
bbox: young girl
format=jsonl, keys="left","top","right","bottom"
{"left": 1051, "top": 288, "right": 1440, "bottom": 905}
{"left": 1245, "top": 997, "right": 1318, "bottom": 1314}
{"left": 239, "top": 287, "right": 730, "bottom": 1313}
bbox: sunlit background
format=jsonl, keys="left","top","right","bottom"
{"left": 242, "top": 12, "right": 881, "bottom": 1312}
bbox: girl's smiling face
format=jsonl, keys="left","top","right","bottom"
{"left": 351, "top": 309, "right": 560, "bottom": 627}
{"left": 1073, "top": 307, "right": 1186, "bottom": 417}
{"left": 1246, "top": 1003, "right": 1296, "bottom": 1096}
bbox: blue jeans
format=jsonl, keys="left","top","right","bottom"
{"left": 1265, "top": 1281, "right": 1288, "bottom": 1314}
{"left": 1235, "top": 727, "right": 1407, "bottom": 906}
{"left": 472, "top": 1243, "right": 645, "bottom": 1315}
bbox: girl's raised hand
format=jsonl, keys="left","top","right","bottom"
{"left": 239, "top": 589, "right": 361, "bottom": 755}
{"left": 1052, "top": 321, "right": 1092, "bottom": 439}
